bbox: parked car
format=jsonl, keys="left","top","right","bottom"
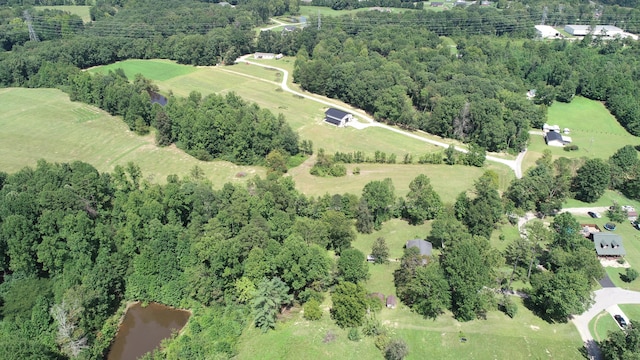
{"left": 614, "top": 315, "right": 627, "bottom": 328}
{"left": 588, "top": 211, "right": 601, "bottom": 218}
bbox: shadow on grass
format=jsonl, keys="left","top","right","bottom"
{"left": 522, "top": 296, "right": 570, "bottom": 324}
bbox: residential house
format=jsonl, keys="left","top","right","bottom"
{"left": 431, "top": 2, "right": 443, "bottom": 6}
{"left": 406, "top": 239, "right": 432, "bottom": 265}
{"left": 593, "top": 233, "right": 626, "bottom": 258}
{"left": 324, "top": 108, "right": 353, "bottom": 127}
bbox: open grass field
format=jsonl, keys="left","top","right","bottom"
{"left": 589, "top": 311, "right": 620, "bottom": 341}
{"left": 563, "top": 190, "right": 640, "bottom": 210}
{"left": 34, "top": 5, "right": 92, "bottom": 23}
{"left": 619, "top": 304, "right": 640, "bottom": 321}
{"left": 0, "top": 88, "right": 263, "bottom": 187}
{"left": 236, "top": 294, "right": 583, "bottom": 360}
{"left": 88, "top": 59, "right": 198, "bottom": 81}
{"left": 524, "top": 97, "right": 640, "bottom": 172}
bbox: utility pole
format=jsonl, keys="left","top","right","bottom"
{"left": 23, "top": 10, "right": 39, "bottom": 42}
{"left": 317, "top": 10, "right": 321, "bottom": 31}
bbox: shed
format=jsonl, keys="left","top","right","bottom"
{"left": 545, "top": 131, "right": 564, "bottom": 147}
{"left": 283, "top": 25, "right": 297, "bottom": 32}
{"left": 386, "top": 295, "right": 397, "bottom": 309}
{"left": 535, "top": 25, "right": 560, "bottom": 39}
{"left": 367, "top": 254, "right": 376, "bottom": 262}
{"left": 324, "top": 108, "right": 352, "bottom": 127}
{"left": 593, "top": 233, "right": 626, "bottom": 258}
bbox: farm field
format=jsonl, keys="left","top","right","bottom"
{"left": 524, "top": 96, "right": 640, "bottom": 171}
{"left": 34, "top": 5, "right": 92, "bottom": 23}
{"left": 88, "top": 59, "right": 198, "bottom": 81}
{"left": 0, "top": 88, "right": 263, "bottom": 187}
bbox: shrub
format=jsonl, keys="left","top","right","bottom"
{"left": 348, "top": 327, "right": 361, "bottom": 341}
{"left": 362, "top": 316, "right": 385, "bottom": 337}
{"left": 375, "top": 333, "right": 391, "bottom": 350}
{"left": 353, "top": 167, "right": 361, "bottom": 175}
{"left": 624, "top": 268, "right": 639, "bottom": 283}
{"left": 563, "top": 144, "right": 579, "bottom": 151}
{"left": 500, "top": 295, "right": 518, "bottom": 318}
{"left": 384, "top": 338, "right": 409, "bottom": 360}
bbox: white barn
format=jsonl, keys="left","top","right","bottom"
{"left": 535, "top": 25, "right": 561, "bottom": 39}
{"left": 324, "top": 108, "right": 353, "bottom": 127}
{"left": 564, "top": 25, "right": 624, "bottom": 37}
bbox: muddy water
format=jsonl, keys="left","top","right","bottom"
{"left": 107, "top": 302, "right": 190, "bottom": 360}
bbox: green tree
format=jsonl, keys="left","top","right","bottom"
{"left": 355, "top": 198, "right": 374, "bottom": 234}
{"left": 573, "top": 158, "right": 611, "bottom": 203}
{"left": 330, "top": 281, "right": 368, "bottom": 328}
{"left": 362, "top": 178, "right": 395, "bottom": 229}
{"left": 252, "top": 277, "right": 293, "bottom": 332}
{"left": 371, "top": 237, "right": 389, "bottom": 265}
{"left": 265, "top": 149, "right": 289, "bottom": 175}
{"left": 337, "top": 248, "right": 369, "bottom": 283}
{"left": 599, "top": 320, "right": 640, "bottom": 360}
{"left": 303, "top": 298, "right": 322, "bottom": 320}
{"left": 442, "top": 236, "right": 499, "bottom": 321}
{"left": 397, "top": 261, "right": 450, "bottom": 319}
{"left": 624, "top": 268, "right": 639, "bottom": 283}
{"left": 322, "top": 210, "right": 356, "bottom": 254}
{"left": 444, "top": 144, "right": 456, "bottom": 165}
{"left": 384, "top": 338, "right": 409, "bottom": 360}
{"left": 529, "top": 269, "right": 593, "bottom": 322}
{"left": 404, "top": 174, "right": 442, "bottom": 225}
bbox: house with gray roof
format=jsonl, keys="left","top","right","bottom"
{"left": 324, "top": 108, "right": 352, "bottom": 127}
{"left": 593, "top": 233, "right": 626, "bottom": 258}
{"left": 406, "top": 239, "right": 432, "bottom": 264}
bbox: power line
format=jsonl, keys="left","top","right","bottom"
{"left": 23, "top": 10, "right": 39, "bottom": 42}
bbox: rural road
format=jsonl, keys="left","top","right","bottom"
{"left": 234, "top": 54, "right": 525, "bottom": 178}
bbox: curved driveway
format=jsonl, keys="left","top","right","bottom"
{"left": 235, "top": 54, "right": 525, "bottom": 178}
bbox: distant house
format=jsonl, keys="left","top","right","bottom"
{"left": 527, "top": 89, "right": 537, "bottom": 100}
{"left": 370, "top": 6, "right": 392, "bottom": 12}
{"left": 480, "top": 0, "right": 491, "bottom": 5}
{"left": 406, "top": 239, "right": 432, "bottom": 265}
{"left": 535, "top": 25, "right": 561, "bottom": 39}
{"left": 324, "top": 108, "right": 353, "bottom": 127}
{"left": 386, "top": 295, "right": 397, "bottom": 309}
{"left": 283, "top": 25, "right": 297, "bottom": 32}
{"left": 564, "top": 25, "right": 623, "bottom": 37}
{"left": 593, "top": 233, "right": 626, "bottom": 258}
{"left": 543, "top": 123, "right": 560, "bottom": 132}
{"left": 253, "top": 52, "right": 278, "bottom": 60}
{"left": 367, "top": 254, "right": 376, "bottom": 262}
{"left": 431, "top": 2, "right": 443, "bottom": 6}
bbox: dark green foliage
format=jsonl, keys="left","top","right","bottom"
{"left": 573, "top": 158, "right": 611, "bottom": 203}
{"left": 371, "top": 237, "right": 389, "bottom": 265}
{"left": 529, "top": 269, "right": 593, "bottom": 322}
{"left": 265, "top": 149, "right": 290, "bottom": 175}
{"left": 396, "top": 261, "right": 450, "bottom": 320}
{"left": 355, "top": 199, "right": 375, "bottom": 234}
{"left": 428, "top": 207, "right": 470, "bottom": 248}
{"left": 599, "top": 320, "right": 640, "bottom": 360}
{"left": 362, "top": 178, "right": 395, "bottom": 229}
{"left": 330, "top": 282, "right": 368, "bottom": 329}
{"left": 442, "top": 236, "right": 499, "bottom": 321}
{"left": 303, "top": 299, "right": 322, "bottom": 321}
{"left": 337, "top": 248, "right": 369, "bottom": 284}
{"left": 563, "top": 145, "right": 579, "bottom": 152}
{"left": 500, "top": 295, "right": 518, "bottom": 318}
{"left": 403, "top": 174, "right": 442, "bottom": 225}
{"left": 322, "top": 210, "right": 356, "bottom": 254}
{"left": 348, "top": 327, "right": 362, "bottom": 341}
{"left": 463, "top": 173, "right": 503, "bottom": 239}
{"left": 504, "top": 159, "right": 571, "bottom": 214}
{"left": 384, "top": 338, "right": 409, "bottom": 360}
{"left": 310, "top": 149, "right": 347, "bottom": 177}
{"left": 252, "top": 277, "right": 292, "bottom": 332}
{"left": 623, "top": 268, "right": 639, "bottom": 283}
{"left": 608, "top": 203, "right": 628, "bottom": 223}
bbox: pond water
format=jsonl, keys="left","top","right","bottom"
{"left": 149, "top": 91, "right": 168, "bottom": 106}
{"left": 107, "top": 302, "right": 190, "bottom": 360}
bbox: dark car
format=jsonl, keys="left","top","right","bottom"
{"left": 614, "top": 315, "right": 627, "bottom": 328}
{"left": 588, "top": 211, "right": 601, "bottom": 218}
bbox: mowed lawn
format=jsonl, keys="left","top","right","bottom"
{"left": 589, "top": 311, "right": 620, "bottom": 341}
{"left": 0, "top": 88, "right": 263, "bottom": 186}
{"left": 524, "top": 96, "right": 640, "bottom": 171}
{"left": 34, "top": 5, "right": 92, "bottom": 23}
{"left": 619, "top": 304, "right": 640, "bottom": 322}
{"left": 88, "top": 59, "right": 198, "bottom": 81}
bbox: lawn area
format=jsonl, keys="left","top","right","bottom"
{"left": 589, "top": 311, "right": 620, "bottom": 341}
{"left": 563, "top": 190, "right": 640, "bottom": 210}
{"left": 525, "top": 96, "right": 640, "bottom": 172}
{"left": 288, "top": 161, "right": 496, "bottom": 202}
{"left": 34, "top": 5, "right": 91, "bottom": 22}
{"left": 88, "top": 59, "right": 198, "bottom": 81}
{"left": 619, "top": 304, "right": 640, "bottom": 321}
{"left": 0, "top": 88, "right": 263, "bottom": 187}
{"left": 351, "top": 219, "right": 433, "bottom": 261}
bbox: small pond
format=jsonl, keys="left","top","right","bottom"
{"left": 149, "top": 91, "right": 168, "bottom": 106}
{"left": 107, "top": 302, "right": 190, "bottom": 360}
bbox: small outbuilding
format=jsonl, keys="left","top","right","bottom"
{"left": 386, "top": 295, "right": 397, "bottom": 309}
{"left": 324, "top": 108, "right": 353, "bottom": 127}
{"left": 593, "top": 233, "right": 626, "bottom": 258}
{"left": 545, "top": 131, "right": 564, "bottom": 147}
{"left": 535, "top": 25, "right": 561, "bottom": 39}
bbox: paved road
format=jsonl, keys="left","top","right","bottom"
{"left": 234, "top": 54, "right": 525, "bottom": 178}
{"left": 572, "top": 288, "right": 640, "bottom": 359}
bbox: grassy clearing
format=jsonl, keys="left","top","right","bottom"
{"left": 589, "top": 311, "right": 620, "bottom": 341}
{"left": 563, "top": 190, "right": 640, "bottom": 210}
{"left": 351, "top": 219, "right": 433, "bottom": 260}
{"left": 34, "top": 5, "right": 91, "bottom": 23}
{"left": 619, "top": 304, "right": 640, "bottom": 321}
{"left": 88, "top": 59, "right": 197, "bottom": 81}
{"left": 525, "top": 97, "right": 640, "bottom": 172}
{"left": 0, "top": 88, "right": 263, "bottom": 187}
{"left": 288, "top": 161, "right": 491, "bottom": 202}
